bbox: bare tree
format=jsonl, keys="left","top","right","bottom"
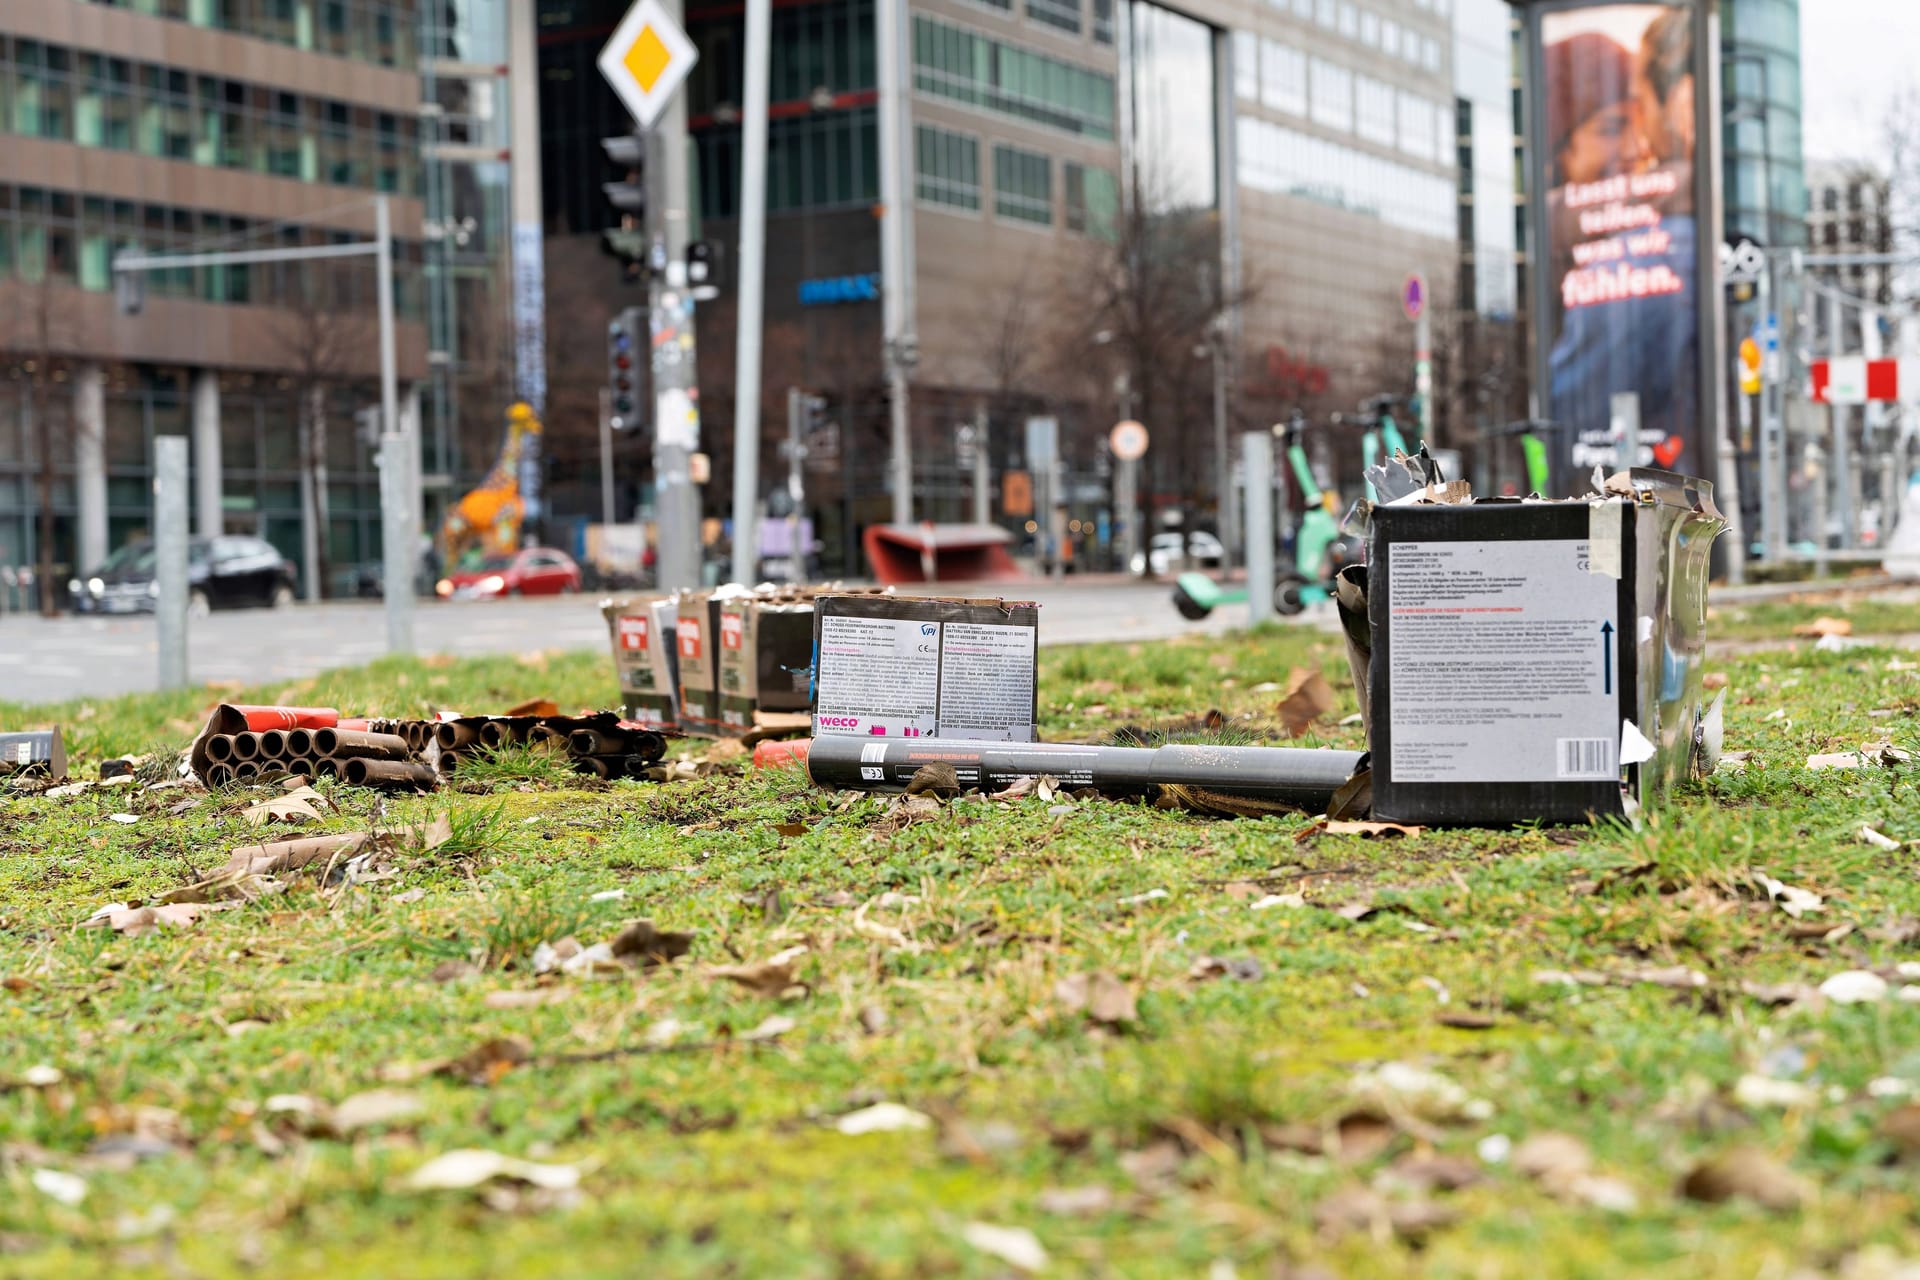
{"left": 267, "top": 263, "right": 380, "bottom": 601}
{"left": 0, "top": 278, "right": 86, "bottom": 616}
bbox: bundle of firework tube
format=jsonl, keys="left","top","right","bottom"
{"left": 190, "top": 704, "right": 667, "bottom": 790}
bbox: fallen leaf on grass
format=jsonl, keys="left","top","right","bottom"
{"left": 1877, "top": 1104, "right": 1920, "bottom": 1160}
{"left": 1679, "top": 1147, "right": 1805, "bottom": 1211}
{"left": 1035, "top": 1185, "right": 1114, "bottom": 1217}
{"left": 1509, "top": 1133, "right": 1639, "bottom": 1211}
{"left": 79, "top": 902, "right": 237, "bottom": 936}
{"left": 1753, "top": 872, "right": 1823, "bottom": 918}
{"left": 332, "top": 1089, "right": 425, "bottom": 1134}
{"left": 108, "top": 813, "right": 140, "bottom": 825}
{"left": 771, "top": 822, "right": 808, "bottom": 839}
{"left": 1862, "top": 826, "right": 1905, "bottom": 852}
{"left": 1435, "top": 1011, "right": 1498, "bottom": 1031}
{"left": 403, "top": 1149, "right": 581, "bottom": 1192}
{"left": 1819, "top": 970, "right": 1889, "bottom": 1004}
{"left": 1349, "top": 1063, "right": 1491, "bottom": 1125}
{"left": 31, "top": 1169, "right": 87, "bottom": 1206}
{"left": 835, "top": 1102, "right": 932, "bottom": 1135}
{"left": 435, "top": 1036, "right": 532, "bottom": 1086}
{"left": 1381, "top": 1153, "right": 1483, "bottom": 1193}
{"left": 708, "top": 944, "right": 809, "bottom": 998}
{"left": 1054, "top": 970, "right": 1136, "bottom": 1026}
{"left": 1251, "top": 893, "right": 1309, "bottom": 910}
{"left": 239, "top": 785, "right": 327, "bottom": 827}
{"left": 1809, "top": 744, "right": 1913, "bottom": 770}
{"left": 961, "top": 1223, "right": 1047, "bottom": 1273}
{"left": 1793, "top": 616, "right": 1853, "bottom": 637}
{"left": 738, "top": 1014, "right": 796, "bottom": 1042}
{"left": 1314, "top": 1185, "right": 1456, "bottom": 1242}
{"left": 1278, "top": 668, "right": 1338, "bottom": 738}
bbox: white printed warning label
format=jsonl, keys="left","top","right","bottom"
{"left": 814, "top": 616, "right": 940, "bottom": 738}
{"left": 937, "top": 622, "right": 1036, "bottom": 740}
{"left": 1387, "top": 539, "right": 1619, "bottom": 783}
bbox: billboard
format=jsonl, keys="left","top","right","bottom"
{"left": 1525, "top": 1, "right": 1719, "bottom": 486}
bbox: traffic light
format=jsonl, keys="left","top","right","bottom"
{"left": 601, "top": 133, "right": 648, "bottom": 284}
{"left": 608, "top": 307, "right": 643, "bottom": 431}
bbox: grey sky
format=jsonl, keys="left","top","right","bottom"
{"left": 1799, "top": 0, "right": 1920, "bottom": 165}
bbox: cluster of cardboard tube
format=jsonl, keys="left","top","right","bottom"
{"left": 197, "top": 715, "right": 667, "bottom": 790}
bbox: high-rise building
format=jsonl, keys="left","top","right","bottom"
{"left": 1721, "top": 0, "right": 1805, "bottom": 252}
{"left": 538, "top": 0, "right": 1466, "bottom": 573}
{"left": 0, "top": 1, "right": 433, "bottom": 596}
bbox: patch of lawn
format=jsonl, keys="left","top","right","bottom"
{"left": 3, "top": 619, "right": 1920, "bottom": 1276}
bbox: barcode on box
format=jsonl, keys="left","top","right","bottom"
{"left": 1557, "top": 737, "right": 1615, "bottom": 779}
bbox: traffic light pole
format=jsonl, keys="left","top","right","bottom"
{"left": 647, "top": 119, "right": 703, "bottom": 592}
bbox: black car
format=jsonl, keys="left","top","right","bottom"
{"left": 70, "top": 536, "right": 298, "bottom": 616}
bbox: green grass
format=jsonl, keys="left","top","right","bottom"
{"left": 4, "top": 619, "right": 1920, "bottom": 1277}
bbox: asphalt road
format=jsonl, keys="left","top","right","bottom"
{"left": 0, "top": 579, "right": 1260, "bottom": 705}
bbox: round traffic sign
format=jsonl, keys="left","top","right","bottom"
{"left": 1401, "top": 273, "right": 1426, "bottom": 322}
{"left": 1109, "top": 420, "right": 1148, "bottom": 461}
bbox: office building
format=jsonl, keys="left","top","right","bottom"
{"left": 0, "top": 0, "right": 430, "bottom": 595}
{"left": 538, "top": 0, "right": 1466, "bottom": 572}
{"left": 1805, "top": 159, "right": 1894, "bottom": 307}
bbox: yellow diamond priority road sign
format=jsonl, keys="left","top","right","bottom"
{"left": 598, "top": 0, "right": 698, "bottom": 131}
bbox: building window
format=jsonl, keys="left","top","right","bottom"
{"left": 1028, "top": 0, "right": 1081, "bottom": 35}
{"left": 1236, "top": 114, "right": 1454, "bottom": 239}
{"left": 1309, "top": 58, "right": 1351, "bottom": 132}
{"left": 1091, "top": 0, "right": 1113, "bottom": 43}
{"left": 1233, "top": 31, "right": 1259, "bottom": 101}
{"left": 1397, "top": 91, "right": 1437, "bottom": 161}
{"left": 1380, "top": 18, "right": 1399, "bottom": 57}
{"left": 1262, "top": 41, "right": 1306, "bottom": 117}
{"left": 916, "top": 123, "right": 980, "bottom": 210}
{"left": 1064, "top": 160, "right": 1117, "bottom": 236}
{"left": 1338, "top": 3, "right": 1358, "bottom": 38}
{"left": 1360, "top": 10, "right": 1379, "bottom": 46}
{"left": 993, "top": 143, "right": 1052, "bottom": 225}
{"left": 1422, "top": 36, "right": 1440, "bottom": 72}
{"left": 1315, "top": 0, "right": 1336, "bottom": 27}
{"left": 1356, "top": 75, "right": 1394, "bottom": 146}
{"left": 912, "top": 17, "right": 1116, "bottom": 139}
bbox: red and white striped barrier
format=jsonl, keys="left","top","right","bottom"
{"left": 1809, "top": 357, "right": 1920, "bottom": 405}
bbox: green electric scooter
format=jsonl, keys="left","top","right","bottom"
{"left": 1480, "top": 418, "right": 1557, "bottom": 496}
{"left": 1172, "top": 411, "right": 1347, "bottom": 619}
{"left": 1348, "top": 394, "right": 1416, "bottom": 500}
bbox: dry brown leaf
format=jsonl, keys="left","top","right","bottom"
{"left": 434, "top": 1036, "right": 532, "bottom": 1086}
{"left": 1702, "top": 671, "right": 1730, "bottom": 690}
{"left": 79, "top": 902, "right": 237, "bottom": 936}
{"left": 1435, "top": 1011, "right": 1498, "bottom": 1030}
{"left": 239, "top": 785, "right": 327, "bottom": 827}
{"left": 1513, "top": 1132, "right": 1592, "bottom": 1184}
{"left": 708, "top": 944, "right": 809, "bottom": 998}
{"left": 988, "top": 776, "right": 1040, "bottom": 802}
{"left": 331, "top": 1089, "right": 426, "bottom": 1134}
{"left": 1323, "top": 820, "right": 1425, "bottom": 839}
{"left": 772, "top": 821, "right": 808, "bottom": 839}
{"left": 1793, "top": 616, "right": 1853, "bottom": 637}
{"left": 1278, "top": 668, "right": 1339, "bottom": 738}
{"left": 1383, "top": 1152, "right": 1484, "bottom": 1193}
{"left": 1679, "top": 1147, "right": 1805, "bottom": 1211}
{"left": 1330, "top": 1112, "right": 1396, "bottom": 1162}
{"left": 1879, "top": 1104, "right": 1920, "bottom": 1160}
{"left": 1054, "top": 971, "right": 1136, "bottom": 1026}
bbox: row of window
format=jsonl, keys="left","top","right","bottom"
{"left": 0, "top": 37, "right": 420, "bottom": 196}
{"left": 966, "top": 0, "right": 1115, "bottom": 45}
{"left": 1259, "top": 0, "right": 1447, "bottom": 72}
{"left": 0, "top": 183, "right": 424, "bottom": 319}
{"left": 1236, "top": 116, "right": 1456, "bottom": 240}
{"left": 80, "top": 0, "right": 417, "bottom": 71}
{"left": 915, "top": 124, "right": 1117, "bottom": 236}
{"left": 912, "top": 16, "right": 1116, "bottom": 141}
{"left": 695, "top": 109, "right": 880, "bottom": 220}
{"left": 689, "top": 0, "right": 876, "bottom": 115}
{"left": 1232, "top": 34, "right": 1450, "bottom": 165}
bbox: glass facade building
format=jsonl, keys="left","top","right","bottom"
{"left": 1721, "top": 0, "right": 1805, "bottom": 250}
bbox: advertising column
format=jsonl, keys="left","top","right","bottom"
{"left": 1522, "top": 1, "right": 1721, "bottom": 491}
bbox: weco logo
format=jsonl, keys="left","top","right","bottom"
{"left": 819, "top": 716, "right": 861, "bottom": 728}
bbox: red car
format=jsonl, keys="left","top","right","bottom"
{"left": 437, "top": 548, "right": 582, "bottom": 599}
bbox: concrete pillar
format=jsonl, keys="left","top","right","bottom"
{"left": 191, "top": 371, "right": 223, "bottom": 538}
{"left": 74, "top": 363, "right": 108, "bottom": 572}
{"left": 402, "top": 381, "right": 425, "bottom": 540}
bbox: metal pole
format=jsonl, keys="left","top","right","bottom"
{"left": 154, "top": 436, "right": 189, "bottom": 691}
{"left": 1415, "top": 306, "right": 1433, "bottom": 442}
{"left": 876, "top": 0, "right": 914, "bottom": 525}
{"left": 1244, "top": 430, "right": 1274, "bottom": 624}
{"left": 971, "top": 407, "right": 990, "bottom": 526}
{"left": 1211, "top": 322, "right": 1233, "bottom": 571}
{"left": 1809, "top": 438, "right": 1829, "bottom": 577}
{"left": 1116, "top": 456, "right": 1138, "bottom": 576}
{"left": 729, "top": 0, "right": 772, "bottom": 585}
{"left": 1757, "top": 261, "right": 1780, "bottom": 559}
{"left": 1829, "top": 289, "right": 1852, "bottom": 553}
{"left": 786, "top": 388, "right": 805, "bottom": 584}
{"left": 599, "top": 386, "right": 616, "bottom": 528}
{"left": 649, "top": 98, "right": 703, "bottom": 592}
{"left": 375, "top": 194, "right": 411, "bottom": 652}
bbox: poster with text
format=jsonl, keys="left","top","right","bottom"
{"left": 1536, "top": 2, "right": 1703, "bottom": 480}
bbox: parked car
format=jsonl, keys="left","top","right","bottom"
{"left": 436, "top": 548, "right": 582, "bottom": 600}
{"left": 1131, "top": 531, "right": 1225, "bottom": 576}
{"left": 70, "top": 536, "right": 297, "bottom": 616}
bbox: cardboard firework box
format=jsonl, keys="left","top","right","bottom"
{"left": 601, "top": 595, "right": 681, "bottom": 730}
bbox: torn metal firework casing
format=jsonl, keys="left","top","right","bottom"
{"left": 1364, "top": 467, "right": 1724, "bottom": 825}
{"left": 808, "top": 736, "right": 1364, "bottom": 813}
{"left": 0, "top": 728, "right": 66, "bottom": 778}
